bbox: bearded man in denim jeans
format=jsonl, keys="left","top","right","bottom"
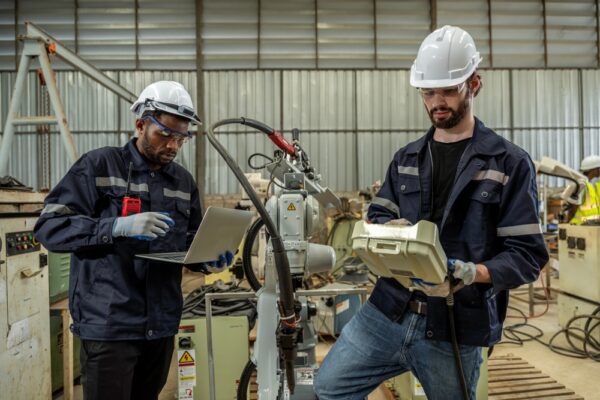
{"left": 314, "top": 26, "right": 548, "bottom": 400}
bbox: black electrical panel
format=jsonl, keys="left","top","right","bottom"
{"left": 6, "top": 230, "right": 40, "bottom": 257}
{"left": 559, "top": 228, "right": 567, "bottom": 240}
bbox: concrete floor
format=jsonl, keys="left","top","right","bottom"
{"left": 491, "top": 277, "right": 600, "bottom": 400}
{"left": 56, "top": 275, "right": 599, "bottom": 399}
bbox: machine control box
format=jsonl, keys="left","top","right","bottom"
{"left": 6, "top": 230, "right": 40, "bottom": 256}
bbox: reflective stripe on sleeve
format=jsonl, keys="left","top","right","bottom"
{"left": 497, "top": 223, "right": 542, "bottom": 237}
{"left": 371, "top": 196, "right": 400, "bottom": 217}
{"left": 41, "top": 203, "right": 75, "bottom": 215}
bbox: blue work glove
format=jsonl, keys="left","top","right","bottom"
{"left": 205, "top": 250, "right": 234, "bottom": 274}
{"left": 451, "top": 259, "right": 477, "bottom": 285}
{"left": 112, "top": 212, "right": 175, "bottom": 241}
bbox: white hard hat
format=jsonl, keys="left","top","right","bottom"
{"left": 130, "top": 80, "right": 201, "bottom": 125}
{"left": 581, "top": 155, "right": 600, "bottom": 172}
{"left": 410, "top": 25, "right": 482, "bottom": 88}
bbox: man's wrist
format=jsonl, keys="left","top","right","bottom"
{"left": 474, "top": 264, "right": 491, "bottom": 283}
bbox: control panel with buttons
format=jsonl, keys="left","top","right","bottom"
{"left": 6, "top": 230, "right": 40, "bottom": 257}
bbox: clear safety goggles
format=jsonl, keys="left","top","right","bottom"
{"left": 417, "top": 81, "right": 467, "bottom": 99}
{"left": 143, "top": 114, "right": 193, "bottom": 145}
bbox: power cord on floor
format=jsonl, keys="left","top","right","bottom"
{"left": 499, "top": 303, "right": 600, "bottom": 362}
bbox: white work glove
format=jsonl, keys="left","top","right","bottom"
{"left": 452, "top": 259, "right": 477, "bottom": 285}
{"left": 385, "top": 218, "right": 413, "bottom": 226}
{"left": 412, "top": 259, "right": 477, "bottom": 297}
{"left": 112, "top": 212, "right": 175, "bottom": 241}
{"left": 204, "top": 250, "right": 235, "bottom": 274}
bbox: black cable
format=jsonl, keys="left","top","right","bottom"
{"left": 237, "top": 360, "right": 256, "bottom": 400}
{"left": 267, "top": 155, "right": 287, "bottom": 190}
{"left": 242, "top": 217, "right": 265, "bottom": 292}
{"left": 447, "top": 278, "right": 470, "bottom": 400}
{"left": 247, "top": 152, "right": 273, "bottom": 170}
{"left": 499, "top": 303, "right": 600, "bottom": 361}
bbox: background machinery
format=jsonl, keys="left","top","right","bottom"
{"left": 534, "top": 157, "right": 600, "bottom": 358}
{"left": 0, "top": 189, "right": 50, "bottom": 399}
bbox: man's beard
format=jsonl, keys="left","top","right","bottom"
{"left": 427, "top": 92, "right": 471, "bottom": 129}
{"left": 139, "top": 132, "right": 176, "bottom": 166}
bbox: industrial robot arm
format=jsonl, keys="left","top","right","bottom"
{"left": 534, "top": 157, "right": 588, "bottom": 205}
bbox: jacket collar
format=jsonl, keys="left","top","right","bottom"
{"left": 406, "top": 117, "right": 506, "bottom": 157}
{"left": 123, "top": 138, "right": 180, "bottom": 180}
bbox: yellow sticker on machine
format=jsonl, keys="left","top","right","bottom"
{"left": 177, "top": 348, "right": 196, "bottom": 394}
{"left": 287, "top": 203, "right": 297, "bottom": 211}
{"left": 179, "top": 350, "right": 194, "bottom": 364}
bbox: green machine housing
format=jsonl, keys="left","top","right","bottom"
{"left": 48, "top": 252, "right": 82, "bottom": 392}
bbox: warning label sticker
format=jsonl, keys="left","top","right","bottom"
{"left": 287, "top": 203, "right": 297, "bottom": 211}
{"left": 335, "top": 299, "right": 350, "bottom": 315}
{"left": 179, "top": 350, "right": 195, "bottom": 364}
{"left": 295, "top": 367, "right": 314, "bottom": 385}
{"left": 178, "top": 387, "right": 194, "bottom": 400}
{"left": 178, "top": 349, "right": 196, "bottom": 390}
{"left": 414, "top": 376, "right": 425, "bottom": 395}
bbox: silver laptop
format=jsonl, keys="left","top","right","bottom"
{"left": 136, "top": 207, "right": 255, "bottom": 264}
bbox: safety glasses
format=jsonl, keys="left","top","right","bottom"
{"left": 418, "top": 81, "right": 467, "bottom": 99}
{"left": 143, "top": 114, "right": 193, "bottom": 145}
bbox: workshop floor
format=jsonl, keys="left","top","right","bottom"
{"left": 491, "top": 276, "right": 600, "bottom": 400}
{"left": 56, "top": 273, "right": 599, "bottom": 400}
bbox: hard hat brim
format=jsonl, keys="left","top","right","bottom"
{"left": 134, "top": 99, "right": 202, "bottom": 125}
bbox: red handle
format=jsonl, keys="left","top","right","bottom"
{"left": 269, "top": 131, "right": 296, "bottom": 156}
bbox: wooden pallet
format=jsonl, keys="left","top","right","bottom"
{"left": 488, "top": 355, "right": 583, "bottom": 400}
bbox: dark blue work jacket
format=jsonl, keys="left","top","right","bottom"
{"left": 368, "top": 118, "right": 549, "bottom": 347}
{"left": 34, "top": 139, "right": 202, "bottom": 340}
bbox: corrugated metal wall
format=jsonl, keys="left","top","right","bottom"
{"left": 2, "top": 0, "right": 600, "bottom": 193}
{"left": 3, "top": 0, "right": 600, "bottom": 70}
{"left": 2, "top": 68, "right": 600, "bottom": 193}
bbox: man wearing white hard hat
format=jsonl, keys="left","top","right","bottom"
{"left": 34, "top": 81, "right": 233, "bottom": 399}
{"left": 315, "top": 27, "right": 548, "bottom": 399}
{"left": 570, "top": 155, "right": 600, "bottom": 224}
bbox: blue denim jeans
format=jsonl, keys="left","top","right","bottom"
{"left": 314, "top": 301, "right": 482, "bottom": 400}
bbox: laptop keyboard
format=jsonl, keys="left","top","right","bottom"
{"left": 145, "top": 252, "right": 186, "bottom": 262}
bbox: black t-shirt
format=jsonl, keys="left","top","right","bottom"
{"left": 429, "top": 137, "right": 471, "bottom": 226}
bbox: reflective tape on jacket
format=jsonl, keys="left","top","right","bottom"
{"left": 163, "top": 188, "right": 191, "bottom": 201}
{"left": 371, "top": 196, "right": 400, "bottom": 217}
{"left": 497, "top": 223, "right": 542, "bottom": 237}
{"left": 397, "top": 166, "right": 419, "bottom": 176}
{"left": 41, "top": 203, "right": 75, "bottom": 215}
